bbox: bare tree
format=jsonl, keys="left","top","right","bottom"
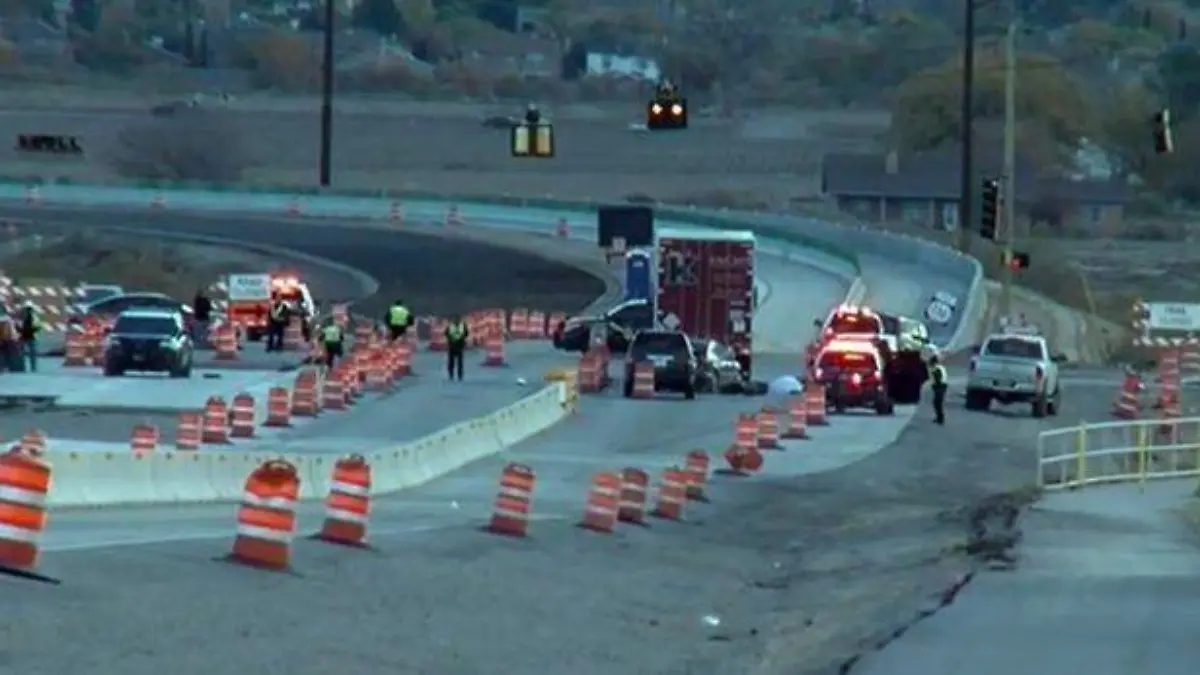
{"left": 106, "top": 109, "right": 250, "bottom": 183}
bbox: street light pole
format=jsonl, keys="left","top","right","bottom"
{"left": 956, "top": 1, "right": 976, "bottom": 254}
{"left": 318, "top": 0, "right": 335, "bottom": 187}
{"left": 998, "top": 17, "right": 1018, "bottom": 319}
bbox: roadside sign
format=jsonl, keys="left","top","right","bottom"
{"left": 227, "top": 274, "right": 271, "bottom": 301}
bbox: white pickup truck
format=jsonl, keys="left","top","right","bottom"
{"left": 965, "top": 330, "right": 1065, "bottom": 418}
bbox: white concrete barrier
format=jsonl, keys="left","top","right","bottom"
{"left": 44, "top": 382, "right": 571, "bottom": 508}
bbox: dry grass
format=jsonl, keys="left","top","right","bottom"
{"left": 2, "top": 231, "right": 240, "bottom": 300}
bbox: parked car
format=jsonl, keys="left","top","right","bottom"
{"left": 69, "top": 292, "right": 196, "bottom": 332}
{"left": 102, "top": 308, "right": 194, "bottom": 377}
{"left": 623, "top": 330, "right": 700, "bottom": 399}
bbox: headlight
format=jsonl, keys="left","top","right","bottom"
{"left": 671, "top": 103, "right": 683, "bottom": 116}
{"left": 159, "top": 339, "right": 176, "bottom": 349}
{"left": 651, "top": 103, "right": 663, "bottom": 115}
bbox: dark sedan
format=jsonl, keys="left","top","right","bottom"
{"left": 102, "top": 309, "right": 194, "bottom": 377}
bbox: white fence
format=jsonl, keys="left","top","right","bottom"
{"left": 1037, "top": 417, "right": 1200, "bottom": 490}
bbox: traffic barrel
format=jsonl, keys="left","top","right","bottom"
{"left": 734, "top": 413, "right": 758, "bottom": 453}
{"left": 756, "top": 408, "right": 781, "bottom": 449}
{"left": 201, "top": 396, "right": 230, "bottom": 444}
{"left": 18, "top": 429, "right": 46, "bottom": 456}
{"left": 481, "top": 330, "right": 506, "bottom": 367}
{"left": 291, "top": 370, "right": 321, "bottom": 417}
{"left": 176, "top": 412, "right": 202, "bottom": 450}
{"left": 321, "top": 371, "right": 347, "bottom": 411}
{"left": 364, "top": 353, "right": 392, "bottom": 391}
{"left": 527, "top": 311, "right": 547, "bottom": 339}
{"left": 579, "top": 472, "right": 621, "bottom": 533}
{"left": 631, "top": 362, "right": 656, "bottom": 398}
{"left": 684, "top": 450, "right": 710, "bottom": 501}
{"left": 782, "top": 395, "right": 809, "bottom": 439}
{"left": 804, "top": 384, "right": 828, "bottom": 425}
{"left": 617, "top": 468, "right": 649, "bottom": 525}
{"left": 509, "top": 309, "right": 529, "bottom": 339}
{"left": 229, "top": 393, "right": 256, "bottom": 438}
{"left": 129, "top": 423, "right": 158, "bottom": 454}
{"left": 487, "top": 463, "right": 535, "bottom": 537}
{"left": 651, "top": 467, "right": 688, "bottom": 521}
{"left": 314, "top": 455, "right": 372, "bottom": 548}
{"left": 226, "top": 459, "right": 300, "bottom": 571}
{"left": 0, "top": 446, "right": 57, "bottom": 583}
{"left": 263, "top": 387, "right": 292, "bottom": 427}
{"left": 392, "top": 341, "right": 413, "bottom": 377}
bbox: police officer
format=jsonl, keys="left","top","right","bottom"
{"left": 385, "top": 299, "right": 413, "bottom": 341}
{"left": 444, "top": 314, "right": 469, "bottom": 381}
{"left": 320, "top": 320, "right": 344, "bottom": 369}
{"left": 265, "top": 295, "right": 290, "bottom": 352}
{"left": 928, "top": 352, "right": 948, "bottom": 425}
{"left": 17, "top": 302, "right": 42, "bottom": 372}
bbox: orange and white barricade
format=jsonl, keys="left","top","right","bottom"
{"left": 130, "top": 423, "right": 158, "bottom": 454}
{"left": 723, "top": 443, "right": 763, "bottom": 474}
{"left": 783, "top": 395, "right": 809, "bottom": 439}
{"left": 617, "top": 468, "right": 649, "bottom": 524}
{"left": 735, "top": 413, "right": 758, "bottom": 453}
{"left": 291, "top": 370, "right": 320, "bottom": 416}
{"left": 578, "top": 353, "right": 604, "bottom": 392}
{"left": 509, "top": 309, "right": 529, "bottom": 339}
{"left": 651, "top": 467, "right": 688, "bottom": 521}
{"left": 263, "top": 387, "right": 291, "bottom": 427}
{"left": 282, "top": 321, "right": 305, "bottom": 350}
{"left": 322, "top": 371, "right": 347, "bottom": 410}
{"left": 683, "top": 450, "right": 709, "bottom": 501}
{"left": 579, "top": 472, "right": 621, "bottom": 533}
{"left": 392, "top": 341, "right": 413, "bottom": 376}
{"left": 212, "top": 324, "right": 239, "bottom": 360}
{"left": 804, "top": 383, "right": 828, "bottom": 425}
{"left": 364, "top": 353, "right": 391, "bottom": 391}
{"left": 227, "top": 459, "right": 300, "bottom": 571}
{"left": 17, "top": 430, "right": 46, "bottom": 456}
{"left": 527, "top": 311, "right": 546, "bottom": 339}
{"left": 0, "top": 447, "right": 53, "bottom": 577}
{"left": 201, "top": 396, "right": 229, "bottom": 444}
{"left": 488, "top": 463, "right": 535, "bottom": 537}
{"left": 757, "top": 408, "right": 781, "bottom": 449}
{"left": 481, "top": 332, "right": 506, "bottom": 367}
{"left": 62, "top": 331, "right": 92, "bottom": 366}
{"left": 629, "top": 362, "right": 655, "bottom": 398}
{"left": 176, "top": 412, "right": 202, "bottom": 450}
{"left": 229, "top": 393, "right": 256, "bottom": 438}
{"left": 315, "top": 455, "right": 372, "bottom": 548}
{"left": 1112, "top": 371, "right": 1142, "bottom": 419}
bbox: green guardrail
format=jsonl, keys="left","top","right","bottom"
{"left": 0, "top": 175, "right": 863, "bottom": 278}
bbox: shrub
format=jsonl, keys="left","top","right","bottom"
{"left": 106, "top": 110, "right": 249, "bottom": 183}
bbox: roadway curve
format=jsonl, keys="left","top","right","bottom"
{"left": 1, "top": 203, "right": 1125, "bottom": 674}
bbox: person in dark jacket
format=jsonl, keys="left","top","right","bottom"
{"left": 17, "top": 303, "right": 42, "bottom": 372}
{"left": 192, "top": 289, "right": 213, "bottom": 345}
{"left": 928, "top": 353, "right": 948, "bottom": 425}
{"left": 444, "top": 314, "right": 469, "bottom": 381}
{"left": 265, "top": 297, "right": 290, "bottom": 352}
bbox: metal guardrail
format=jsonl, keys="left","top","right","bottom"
{"left": 1037, "top": 417, "right": 1200, "bottom": 490}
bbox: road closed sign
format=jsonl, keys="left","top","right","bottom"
{"left": 227, "top": 274, "right": 271, "bottom": 301}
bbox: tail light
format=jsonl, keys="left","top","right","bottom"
{"left": 850, "top": 373, "right": 862, "bottom": 386}
{"left": 814, "top": 368, "right": 824, "bottom": 380}
{"left": 872, "top": 370, "right": 882, "bottom": 382}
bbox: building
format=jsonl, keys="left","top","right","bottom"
{"left": 820, "top": 148, "right": 1130, "bottom": 232}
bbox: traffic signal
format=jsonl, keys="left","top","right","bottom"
{"left": 979, "top": 178, "right": 1000, "bottom": 240}
{"left": 1002, "top": 250, "right": 1030, "bottom": 270}
{"left": 1153, "top": 108, "right": 1173, "bottom": 154}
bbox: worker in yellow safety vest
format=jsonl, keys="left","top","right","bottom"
{"left": 266, "top": 297, "right": 290, "bottom": 352}
{"left": 444, "top": 315, "right": 469, "bottom": 381}
{"left": 320, "top": 321, "right": 344, "bottom": 369}
{"left": 385, "top": 299, "right": 413, "bottom": 342}
{"left": 928, "top": 352, "right": 947, "bottom": 425}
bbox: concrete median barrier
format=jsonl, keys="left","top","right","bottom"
{"left": 42, "top": 382, "right": 569, "bottom": 508}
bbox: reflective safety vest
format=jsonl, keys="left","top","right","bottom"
{"left": 387, "top": 305, "right": 410, "bottom": 327}
{"left": 270, "top": 302, "right": 287, "bottom": 320}
{"left": 321, "top": 324, "right": 342, "bottom": 343}
{"left": 931, "top": 364, "right": 947, "bottom": 386}
{"left": 446, "top": 322, "right": 467, "bottom": 341}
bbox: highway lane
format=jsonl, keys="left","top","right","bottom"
{"left": 852, "top": 480, "right": 1200, "bottom": 675}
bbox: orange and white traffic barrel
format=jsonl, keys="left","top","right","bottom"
{"left": 683, "top": 450, "right": 709, "bottom": 501}
{"left": 757, "top": 408, "right": 781, "bottom": 449}
{"left": 616, "top": 467, "right": 649, "bottom": 525}
{"left": 481, "top": 331, "right": 506, "bottom": 367}
{"left": 322, "top": 371, "right": 347, "bottom": 410}
{"left": 18, "top": 429, "right": 46, "bottom": 456}
{"left": 651, "top": 467, "right": 688, "bottom": 521}
{"left": 315, "top": 455, "right": 372, "bottom": 547}
{"left": 201, "top": 396, "right": 230, "bottom": 444}
{"left": 804, "top": 383, "right": 828, "bottom": 425}
{"left": 0, "top": 446, "right": 52, "bottom": 576}
{"left": 291, "top": 370, "right": 321, "bottom": 417}
{"left": 130, "top": 423, "right": 158, "bottom": 454}
{"left": 579, "top": 471, "right": 621, "bottom": 533}
{"left": 227, "top": 459, "right": 300, "bottom": 571}
{"left": 176, "top": 412, "right": 202, "bottom": 450}
{"left": 734, "top": 413, "right": 758, "bottom": 453}
{"left": 263, "top": 387, "right": 292, "bottom": 427}
{"left": 488, "top": 463, "right": 535, "bottom": 537}
{"left": 229, "top": 393, "right": 256, "bottom": 438}
{"left": 783, "top": 395, "right": 809, "bottom": 439}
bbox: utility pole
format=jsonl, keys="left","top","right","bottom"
{"left": 956, "top": 1, "right": 976, "bottom": 254}
{"left": 998, "top": 16, "right": 1018, "bottom": 319}
{"left": 318, "top": 0, "right": 335, "bottom": 187}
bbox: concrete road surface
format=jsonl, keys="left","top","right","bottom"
{"left": 852, "top": 481, "right": 1200, "bottom": 675}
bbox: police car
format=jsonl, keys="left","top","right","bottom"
{"left": 102, "top": 308, "right": 194, "bottom": 378}
{"left": 811, "top": 339, "right": 895, "bottom": 415}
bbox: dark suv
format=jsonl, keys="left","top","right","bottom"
{"left": 623, "top": 330, "right": 699, "bottom": 399}
{"left": 102, "top": 308, "right": 194, "bottom": 378}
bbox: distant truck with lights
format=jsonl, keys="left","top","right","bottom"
{"left": 224, "top": 271, "right": 316, "bottom": 341}
{"left": 655, "top": 227, "right": 756, "bottom": 376}
{"left": 812, "top": 304, "right": 929, "bottom": 404}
